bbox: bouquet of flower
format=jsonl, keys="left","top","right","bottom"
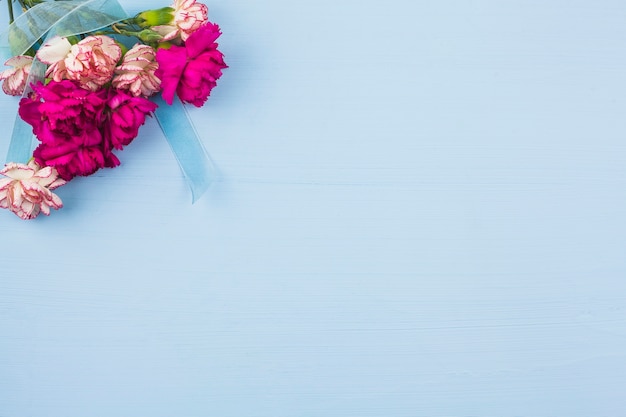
{"left": 0, "top": 0, "right": 226, "bottom": 219}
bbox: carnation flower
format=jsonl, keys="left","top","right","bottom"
{"left": 0, "top": 0, "right": 227, "bottom": 220}
{"left": 19, "top": 80, "right": 119, "bottom": 180}
{"left": 0, "top": 160, "right": 66, "bottom": 220}
{"left": 39, "top": 35, "right": 121, "bottom": 91}
{"left": 65, "top": 36, "right": 122, "bottom": 90}
{"left": 37, "top": 36, "right": 71, "bottom": 72}
{"left": 104, "top": 89, "right": 158, "bottom": 149}
{"left": 0, "top": 55, "right": 33, "bottom": 96}
{"left": 37, "top": 36, "right": 72, "bottom": 82}
{"left": 19, "top": 80, "right": 107, "bottom": 143}
{"left": 155, "top": 22, "right": 227, "bottom": 106}
{"left": 112, "top": 44, "right": 161, "bottom": 97}
{"left": 151, "top": 0, "right": 208, "bottom": 42}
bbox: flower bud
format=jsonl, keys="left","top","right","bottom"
{"left": 135, "top": 7, "right": 175, "bottom": 27}
{"left": 136, "top": 29, "right": 164, "bottom": 44}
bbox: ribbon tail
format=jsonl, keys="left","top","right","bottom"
{"left": 5, "top": 114, "right": 36, "bottom": 164}
{"left": 152, "top": 95, "right": 217, "bottom": 203}
{"left": 5, "top": 59, "right": 46, "bottom": 163}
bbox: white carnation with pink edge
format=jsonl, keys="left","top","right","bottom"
{"left": 38, "top": 35, "right": 122, "bottom": 91}
{"left": 0, "top": 161, "right": 66, "bottom": 220}
{"left": 112, "top": 44, "right": 161, "bottom": 97}
{"left": 0, "top": 55, "right": 33, "bottom": 96}
{"left": 153, "top": 0, "right": 208, "bottom": 42}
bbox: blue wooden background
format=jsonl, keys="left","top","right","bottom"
{"left": 1, "top": 0, "right": 626, "bottom": 415}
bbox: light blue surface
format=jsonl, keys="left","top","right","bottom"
{"left": 1, "top": 0, "right": 626, "bottom": 416}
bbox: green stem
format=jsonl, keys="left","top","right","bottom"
{"left": 7, "top": 0, "right": 15, "bottom": 24}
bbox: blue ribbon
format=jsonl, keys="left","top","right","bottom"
{"left": 0, "top": 0, "right": 216, "bottom": 202}
{"left": 5, "top": 58, "right": 46, "bottom": 163}
{"left": 0, "top": 0, "right": 128, "bottom": 59}
{"left": 152, "top": 95, "right": 217, "bottom": 203}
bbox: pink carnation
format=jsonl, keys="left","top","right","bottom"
{"left": 112, "top": 44, "right": 161, "bottom": 97}
{"left": 155, "top": 22, "right": 227, "bottom": 106}
{"left": 0, "top": 55, "right": 33, "bottom": 96}
{"left": 19, "top": 80, "right": 119, "bottom": 180}
{"left": 104, "top": 89, "right": 158, "bottom": 150}
{"left": 19, "top": 81, "right": 158, "bottom": 180}
{"left": 153, "top": 0, "right": 208, "bottom": 42}
{"left": 39, "top": 35, "right": 121, "bottom": 91}
{"left": 0, "top": 160, "right": 66, "bottom": 220}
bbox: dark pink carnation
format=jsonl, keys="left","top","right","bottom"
{"left": 155, "top": 22, "right": 227, "bottom": 107}
{"left": 19, "top": 80, "right": 119, "bottom": 180}
{"left": 104, "top": 89, "right": 158, "bottom": 150}
{"left": 19, "top": 80, "right": 106, "bottom": 141}
{"left": 19, "top": 82, "right": 158, "bottom": 181}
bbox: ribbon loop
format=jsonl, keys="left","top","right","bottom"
{"left": 0, "top": 0, "right": 127, "bottom": 60}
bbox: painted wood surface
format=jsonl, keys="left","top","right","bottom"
{"left": 1, "top": 1, "right": 626, "bottom": 415}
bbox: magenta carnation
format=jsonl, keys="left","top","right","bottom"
{"left": 19, "top": 80, "right": 119, "bottom": 180}
{"left": 104, "top": 89, "right": 158, "bottom": 150}
{"left": 19, "top": 81, "right": 158, "bottom": 181}
{"left": 155, "top": 22, "right": 227, "bottom": 106}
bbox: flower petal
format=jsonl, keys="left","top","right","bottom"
{"left": 37, "top": 36, "right": 72, "bottom": 64}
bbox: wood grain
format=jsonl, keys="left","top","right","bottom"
{"left": 1, "top": 0, "right": 626, "bottom": 416}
